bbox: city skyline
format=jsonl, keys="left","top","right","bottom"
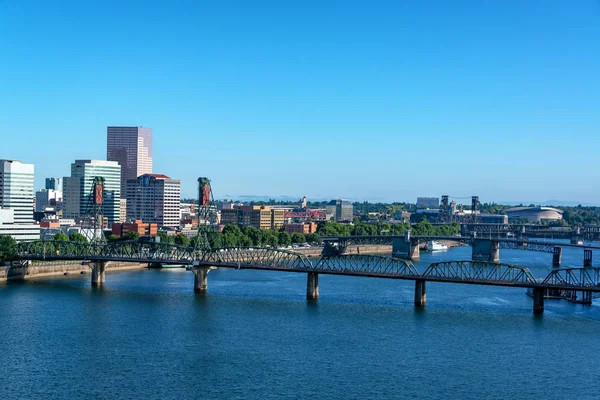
{"left": 2, "top": 1, "right": 600, "bottom": 203}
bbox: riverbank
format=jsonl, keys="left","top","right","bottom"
{"left": 0, "top": 261, "right": 147, "bottom": 282}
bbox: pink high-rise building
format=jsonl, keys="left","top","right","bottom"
{"left": 107, "top": 126, "right": 153, "bottom": 197}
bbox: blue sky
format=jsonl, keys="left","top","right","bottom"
{"left": 1, "top": 1, "right": 599, "bottom": 203}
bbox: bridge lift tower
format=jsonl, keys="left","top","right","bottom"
{"left": 471, "top": 196, "right": 480, "bottom": 224}
{"left": 196, "top": 177, "right": 218, "bottom": 251}
{"left": 81, "top": 176, "right": 107, "bottom": 244}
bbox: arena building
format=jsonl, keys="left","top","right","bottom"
{"left": 505, "top": 207, "right": 563, "bottom": 223}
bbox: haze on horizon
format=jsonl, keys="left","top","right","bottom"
{"left": 1, "top": 1, "right": 599, "bottom": 204}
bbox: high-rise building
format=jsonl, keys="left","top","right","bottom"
{"left": 35, "top": 189, "right": 62, "bottom": 212}
{"left": 0, "top": 160, "right": 35, "bottom": 223}
{"left": 45, "top": 177, "right": 62, "bottom": 191}
{"left": 0, "top": 208, "right": 40, "bottom": 241}
{"left": 107, "top": 126, "right": 153, "bottom": 197}
{"left": 126, "top": 174, "right": 180, "bottom": 228}
{"left": 63, "top": 160, "right": 121, "bottom": 226}
{"left": 326, "top": 199, "right": 353, "bottom": 222}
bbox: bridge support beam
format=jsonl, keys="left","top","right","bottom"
{"left": 91, "top": 261, "right": 106, "bottom": 286}
{"left": 193, "top": 268, "right": 210, "bottom": 293}
{"left": 414, "top": 279, "right": 426, "bottom": 307}
{"left": 307, "top": 272, "right": 319, "bottom": 300}
{"left": 532, "top": 287, "right": 544, "bottom": 315}
{"left": 472, "top": 239, "right": 500, "bottom": 262}
{"left": 584, "top": 249, "right": 592, "bottom": 268}
{"left": 552, "top": 247, "right": 562, "bottom": 267}
{"left": 392, "top": 237, "right": 420, "bottom": 261}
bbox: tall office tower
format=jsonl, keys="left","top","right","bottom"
{"left": 62, "top": 160, "right": 121, "bottom": 226}
{"left": 45, "top": 177, "right": 62, "bottom": 191}
{"left": 126, "top": 174, "right": 180, "bottom": 228}
{"left": 0, "top": 160, "right": 35, "bottom": 223}
{"left": 107, "top": 126, "right": 153, "bottom": 197}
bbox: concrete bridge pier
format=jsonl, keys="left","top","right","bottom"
{"left": 91, "top": 261, "right": 106, "bottom": 286}
{"left": 552, "top": 247, "right": 562, "bottom": 267}
{"left": 472, "top": 239, "right": 500, "bottom": 262}
{"left": 392, "top": 231, "right": 420, "bottom": 261}
{"left": 414, "top": 279, "right": 426, "bottom": 307}
{"left": 584, "top": 249, "right": 592, "bottom": 268}
{"left": 532, "top": 287, "right": 545, "bottom": 314}
{"left": 322, "top": 242, "right": 345, "bottom": 257}
{"left": 193, "top": 268, "right": 210, "bottom": 293}
{"left": 307, "top": 272, "right": 319, "bottom": 300}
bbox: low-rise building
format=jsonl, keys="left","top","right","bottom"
{"left": 221, "top": 205, "right": 284, "bottom": 230}
{"left": 111, "top": 220, "right": 158, "bottom": 237}
{"left": 284, "top": 222, "right": 317, "bottom": 234}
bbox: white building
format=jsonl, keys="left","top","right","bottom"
{"left": 126, "top": 174, "right": 180, "bottom": 228}
{"left": 0, "top": 160, "right": 35, "bottom": 223}
{"left": 0, "top": 208, "right": 40, "bottom": 241}
{"left": 120, "top": 198, "right": 127, "bottom": 222}
{"left": 35, "top": 189, "right": 62, "bottom": 212}
{"left": 62, "top": 160, "right": 121, "bottom": 226}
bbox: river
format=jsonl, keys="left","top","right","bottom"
{"left": 1, "top": 244, "right": 599, "bottom": 399}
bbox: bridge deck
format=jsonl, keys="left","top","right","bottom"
{"left": 192, "top": 261, "right": 600, "bottom": 292}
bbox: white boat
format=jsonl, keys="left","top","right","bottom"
{"left": 425, "top": 241, "right": 448, "bottom": 251}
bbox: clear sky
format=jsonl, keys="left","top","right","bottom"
{"left": 1, "top": 0, "right": 599, "bottom": 203}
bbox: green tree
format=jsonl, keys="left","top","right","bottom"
{"left": 207, "top": 231, "right": 224, "bottom": 249}
{"left": 278, "top": 231, "right": 292, "bottom": 247}
{"left": 291, "top": 233, "right": 306, "bottom": 244}
{"left": 222, "top": 232, "right": 239, "bottom": 247}
{"left": 174, "top": 234, "right": 191, "bottom": 247}
{"left": 125, "top": 231, "right": 140, "bottom": 241}
{"left": 69, "top": 232, "right": 88, "bottom": 243}
{"left": 305, "top": 233, "right": 321, "bottom": 244}
{"left": 238, "top": 235, "right": 252, "bottom": 247}
{"left": 157, "top": 232, "right": 174, "bottom": 244}
{"left": 0, "top": 235, "right": 17, "bottom": 262}
{"left": 263, "top": 230, "right": 279, "bottom": 247}
{"left": 54, "top": 233, "right": 68, "bottom": 241}
{"left": 107, "top": 234, "right": 120, "bottom": 242}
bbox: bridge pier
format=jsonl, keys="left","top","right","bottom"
{"left": 584, "top": 249, "right": 592, "bottom": 268}
{"left": 91, "top": 261, "right": 106, "bottom": 286}
{"left": 532, "top": 287, "right": 544, "bottom": 314}
{"left": 552, "top": 247, "right": 562, "bottom": 267}
{"left": 414, "top": 279, "right": 426, "bottom": 307}
{"left": 472, "top": 239, "right": 500, "bottom": 262}
{"left": 307, "top": 272, "right": 319, "bottom": 300}
{"left": 193, "top": 268, "right": 210, "bottom": 293}
{"left": 392, "top": 232, "right": 420, "bottom": 261}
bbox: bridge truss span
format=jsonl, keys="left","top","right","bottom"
{"left": 499, "top": 241, "right": 555, "bottom": 253}
{"left": 423, "top": 261, "right": 538, "bottom": 286}
{"left": 15, "top": 240, "right": 197, "bottom": 264}
{"left": 198, "top": 247, "right": 313, "bottom": 271}
{"left": 314, "top": 255, "right": 419, "bottom": 278}
{"left": 542, "top": 268, "right": 600, "bottom": 292}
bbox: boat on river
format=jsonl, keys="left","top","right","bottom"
{"left": 425, "top": 241, "right": 448, "bottom": 251}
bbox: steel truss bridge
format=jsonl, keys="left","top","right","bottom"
{"left": 320, "top": 235, "right": 600, "bottom": 254}
{"left": 11, "top": 240, "right": 600, "bottom": 313}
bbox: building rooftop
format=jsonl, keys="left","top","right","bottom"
{"left": 505, "top": 206, "right": 563, "bottom": 214}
